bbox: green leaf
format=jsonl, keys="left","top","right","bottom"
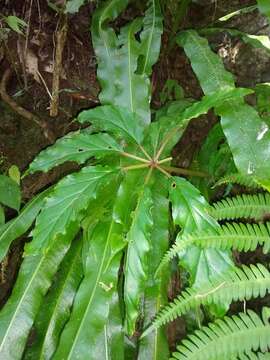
{"left": 143, "top": 88, "right": 251, "bottom": 159}
{"left": 191, "top": 123, "right": 236, "bottom": 199}
{"left": 27, "top": 130, "right": 123, "bottom": 174}
{"left": 78, "top": 105, "right": 145, "bottom": 145}
{"left": 169, "top": 177, "right": 233, "bottom": 288}
{"left": 218, "top": 5, "right": 258, "bottom": 21}
{"left": 137, "top": 0, "right": 163, "bottom": 76}
{"left": 216, "top": 101, "right": 270, "bottom": 185}
{"left": 143, "top": 264, "right": 270, "bottom": 337}
{"left": 138, "top": 173, "right": 170, "bottom": 360}
{"left": 177, "top": 30, "right": 270, "bottom": 190}
{"left": 0, "top": 175, "right": 21, "bottom": 211}
{"left": 0, "top": 187, "right": 52, "bottom": 263}
{"left": 0, "top": 225, "right": 78, "bottom": 359}
{"left": 255, "top": 83, "right": 270, "bottom": 118}
{"left": 0, "top": 205, "right": 4, "bottom": 225}
{"left": 211, "top": 193, "right": 270, "bottom": 221}
{"left": 92, "top": 1, "right": 162, "bottom": 123}
{"left": 171, "top": 308, "right": 270, "bottom": 360}
{"left": 53, "top": 217, "right": 124, "bottom": 359}
{"left": 52, "top": 170, "right": 139, "bottom": 358}
{"left": 177, "top": 30, "right": 235, "bottom": 95}
{"left": 159, "top": 80, "right": 185, "bottom": 104}
{"left": 8, "top": 165, "right": 20, "bottom": 185}
{"left": 5, "top": 16, "right": 27, "bottom": 35}
{"left": 214, "top": 173, "right": 261, "bottom": 190}
{"left": 104, "top": 292, "right": 125, "bottom": 360}
{"left": 24, "top": 237, "right": 83, "bottom": 359}
{"left": 156, "top": 222, "right": 270, "bottom": 264}
{"left": 115, "top": 18, "right": 151, "bottom": 123}
{"left": 65, "top": 0, "right": 85, "bottom": 13}
{"left": 26, "top": 165, "right": 118, "bottom": 255}
{"left": 124, "top": 185, "right": 154, "bottom": 335}
{"left": 257, "top": 0, "right": 270, "bottom": 21}
{"left": 200, "top": 28, "right": 270, "bottom": 54}
{"left": 91, "top": 0, "right": 130, "bottom": 105}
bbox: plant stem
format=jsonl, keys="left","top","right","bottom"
{"left": 120, "top": 151, "right": 149, "bottom": 163}
{"left": 145, "top": 167, "right": 153, "bottom": 184}
{"left": 160, "top": 165, "right": 208, "bottom": 178}
{"left": 138, "top": 144, "right": 152, "bottom": 161}
{"left": 122, "top": 163, "right": 149, "bottom": 171}
{"left": 157, "top": 157, "right": 172, "bottom": 165}
{"left": 156, "top": 166, "right": 171, "bottom": 178}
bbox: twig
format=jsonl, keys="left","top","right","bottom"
{"left": 0, "top": 68, "right": 55, "bottom": 142}
{"left": 50, "top": 14, "right": 68, "bottom": 117}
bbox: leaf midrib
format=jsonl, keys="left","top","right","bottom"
{"left": 38, "top": 245, "right": 82, "bottom": 359}
{"left": 66, "top": 220, "right": 114, "bottom": 360}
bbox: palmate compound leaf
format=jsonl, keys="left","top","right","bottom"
{"left": 53, "top": 169, "right": 148, "bottom": 359}
{"left": 177, "top": 30, "right": 270, "bottom": 191}
{"left": 24, "top": 236, "right": 83, "bottom": 360}
{"left": 0, "top": 223, "right": 79, "bottom": 360}
{"left": 26, "top": 130, "right": 124, "bottom": 174}
{"left": 25, "top": 165, "right": 119, "bottom": 255}
{"left": 169, "top": 177, "right": 233, "bottom": 290}
{"left": 0, "top": 187, "right": 52, "bottom": 262}
{"left": 171, "top": 308, "right": 270, "bottom": 360}
{"left": 143, "top": 264, "right": 270, "bottom": 337}
{"left": 137, "top": 173, "right": 170, "bottom": 360}
{"left": 92, "top": 0, "right": 163, "bottom": 124}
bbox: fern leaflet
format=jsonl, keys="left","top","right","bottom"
{"left": 143, "top": 264, "right": 270, "bottom": 337}
{"left": 171, "top": 308, "right": 270, "bottom": 360}
{"left": 214, "top": 173, "right": 261, "bottom": 190}
{"left": 211, "top": 193, "right": 270, "bottom": 221}
{"left": 156, "top": 222, "right": 270, "bottom": 274}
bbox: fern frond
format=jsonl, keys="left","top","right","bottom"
{"left": 238, "top": 351, "right": 270, "bottom": 360}
{"left": 171, "top": 308, "right": 270, "bottom": 360}
{"left": 211, "top": 193, "right": 270, "bottom": 221}
{"left": 156, "top": 222, "right": 270, "bottom": 274}
{"left": 214, "top": 173, "right": 261, "bottom": 190}
{"left": 143, "top": 264, "right": 270, "bottom": 337}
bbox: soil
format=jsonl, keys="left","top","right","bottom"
{"left": 0, "top": 0, "right": 270, "bottom": 350}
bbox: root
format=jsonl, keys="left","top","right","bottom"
{"left": 50, "top": 14, "right": 68, "bottom": 117}
{"left": 0, "top": 67, "right": 55, "bottom": 142}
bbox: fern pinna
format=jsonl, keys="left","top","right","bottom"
{"left": 0, "top": 0, "right": 270, "bottom": 359}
